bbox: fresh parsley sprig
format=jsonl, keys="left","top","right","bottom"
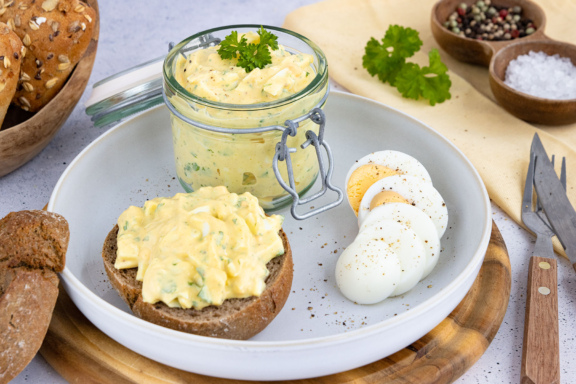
{"left": 362, "top": 25, "right": 451, "bottom": 106}
{"left": 363, "top": 26, "right": 422, "bottom": 84}
{"left": 217, "top": 26, "right": 279, "bottom": 72}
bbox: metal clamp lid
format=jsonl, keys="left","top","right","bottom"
{"left": 162, "top": 88, "right": 343, "bottom": 220}
{"left": 272, "top": 107, "right": 343, "bottom": 219}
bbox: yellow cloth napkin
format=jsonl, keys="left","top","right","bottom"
{"left": 283, "top": 0, "right": 576, "bottom": 257}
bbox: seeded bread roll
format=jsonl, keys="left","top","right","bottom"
{"left": 102, "top": 225, "right": 294, "bottom": 340}
{"left": 0, "top": 0, "right": 96, "bottom": 112}
{"left": 0, "top": 210, "right": 69, "bottom": 384}
{"left": 0, "top": 22, "right": 21, "bottom": 127}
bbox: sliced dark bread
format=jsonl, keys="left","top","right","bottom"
{"left": 0, "top": 210, "right": 69, "bottom": 384}
{"left": 0, "top": 210, "right": 68, "bottom": 271}
{"left": 102, "top": 225, "right": 293, "bottom": 340}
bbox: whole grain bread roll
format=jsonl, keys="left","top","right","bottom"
{"left": 0, "top": 0, "right": 96, "bottom": 112}
{"left": 0, "top": 210, "right": 69, "bottom": 384}
{"left": 0, "top": 22, "right": 22, "bottom": 128}
{"left": 102, "top": 224, "right": 293, "bottom": 340}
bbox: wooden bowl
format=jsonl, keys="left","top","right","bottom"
{"left": 489, "top": 40, "right": 576, "bottom": 125}
{"left": 432, "top": 0, "right": 576, "bottom": 125}
{"left": 431, "top": 0, "right": 547, "bottom": 66}
{"left": 0, "top": 0, "right": 100, "bottom": 177}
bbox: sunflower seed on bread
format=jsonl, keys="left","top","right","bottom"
{"left": 0, "top": 0, "right": 96, "bottom": 112}
{"left": 0, "top": 210, "right": 69, "bottom": 384}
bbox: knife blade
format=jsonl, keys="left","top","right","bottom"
{"left": 531, "top": 133, "right": 576, "bottom": 271}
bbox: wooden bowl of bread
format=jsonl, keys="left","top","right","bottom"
{"left": 0, "top": 0, "right": 99, "bottom": 177}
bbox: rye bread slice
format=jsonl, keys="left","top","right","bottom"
{"left": 0, "top": 210, "right": 69, "bottom": 384}
{"left": 102, "top": 225, "right": 293, "bottom": 340}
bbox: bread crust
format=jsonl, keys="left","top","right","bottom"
{"left": 0, "top": 210, "right": 69, "bottom": 384}
{"left": 0, "top": 0, "right": 96, "bottom": 112}
{"left": 0, "top": 209, "right": 68, "bottom": 270}
{"left": 0, "top": 23, "right": 22, "bottom": 128}
{"left": 102, "top": 224, "right": 293, "bottom": 340}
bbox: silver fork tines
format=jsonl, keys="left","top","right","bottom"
{"left": 522, "top": 153, "right": 567, "bottom": 255}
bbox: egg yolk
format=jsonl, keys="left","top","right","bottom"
{"left": 369, "top": 191, "right": 410, "bottom": 210}
{"left": 347, "top": 164, "right": 398, "bottom": 214}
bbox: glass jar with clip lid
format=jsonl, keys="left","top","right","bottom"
{"left": 163, "top": 25, "right": 342, "bottom": 219}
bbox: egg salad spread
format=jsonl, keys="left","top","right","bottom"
{"left": 114, "top": 186, "right": 285, "bottom": 310}
{"left": 174, "top": 31, "right": 314, "bottom": 104}
{"left": 168, "top": 31, "right": 327, "bottom": 209}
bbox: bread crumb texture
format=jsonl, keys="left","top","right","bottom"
{"left": 0, "top": 210, "right": 69, "bottom": 383}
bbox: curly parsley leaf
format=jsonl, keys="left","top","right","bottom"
{"left": 395, "top": 49, "right": 452, "bottom": 106}
{"left": 363, "top": 37, "right": 405, "bottom": 84}
{"left": 393, "top": 62, "right": 422, "bottom": 100}
{"left": 362, "top": 25, "right": 451, "bottom": 106}
{"left": 217, "top": 31, "right": 246, "bottom": 60}
{"left": 382, "top": 25, "right": 422, "bottom": 60}
{"left": 362, "top": 25, "right": 422, "bottom": 85}
{"left": 217, "top": 26, "right": 279, "bottom": 72}
{"left": 257, "top": 26, "right": 279, "bottom": 51}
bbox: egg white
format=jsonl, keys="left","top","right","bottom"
{"left": 345, "top": 150, "right": 432, "bottom": 194}
{"left": 335, "top": 235, "right": 402, "bottom": 304}
{"left": 357, "top": 175, "right": 448, "bottom": 238}
{"left": 355, "top": 220, "right": 426, "bottom": 296}
{"left": 360, "top": 203, "right": 441, "bottom": 279}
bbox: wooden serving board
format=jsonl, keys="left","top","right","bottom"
{"left": 39, "top": 221, "right": 510, "bottom": 384}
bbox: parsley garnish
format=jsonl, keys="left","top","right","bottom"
{"left": 363, "top": 26, "right": 422, "bottom": 84}
{"left": 362, "top": 25, "right": 451, "bottom": 106}
{"left": 217, "top": 26, "right": 279, "bottom": 72}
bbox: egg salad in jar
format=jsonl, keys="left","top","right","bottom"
{"left": 163, "top": 25, "right": 329, "bottom": 210}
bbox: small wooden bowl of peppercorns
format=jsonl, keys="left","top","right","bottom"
{"left": 432, "top": 0, "right": 576, "bottom": 125}
{"left": 431, "top": 0, "right": 546, "bottom": 66}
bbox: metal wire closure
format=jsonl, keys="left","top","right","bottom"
{"left": 162, "top": 88, "right": 343, "bottom": 220}
{"left": 272, "top": 107, "right": 343, "bottom": 219}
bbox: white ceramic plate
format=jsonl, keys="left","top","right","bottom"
{"left": 49, "top": 91, "right": 491, "bottom": 381}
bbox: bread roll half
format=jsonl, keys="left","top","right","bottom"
{"left": 102, "top": 225, "right": 293, "bottom": 340}
{"left": 0, "top": 210, "right": 69, "bottom": 384}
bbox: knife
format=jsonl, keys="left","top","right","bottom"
{"left": 532, "top": 133, "right": 576, "bottom": 273}
{"left": 521, "top": 148, "right": 560, "bottom": 384}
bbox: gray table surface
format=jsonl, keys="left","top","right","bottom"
{"left": 2, "top": 1, "right": 575, "bottom": 383}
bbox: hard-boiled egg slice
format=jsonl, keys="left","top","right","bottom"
{"left": 335, "top": 235, "right": 402, "bottom": 304}
{"left": 357, "top": 175, "right": 448, "bottom": 238}
{"left": 356, "top": 220, "right": 426, "bottom": 296}
{"left": 360, "top": 203, "right": 441, "bottom": 279}
{"left": 345, "top": 150, "right": 432, "bottom": 215}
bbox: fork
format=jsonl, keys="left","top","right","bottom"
{"left": 521, "top": 152, "right": 564, "bottom": 384}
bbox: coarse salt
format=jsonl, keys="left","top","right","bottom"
{"left": 504, "top": 50, "right": 576, "bottom": 100}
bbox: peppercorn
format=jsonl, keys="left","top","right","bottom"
{"left": 443, "top": 0, "right": 536, "bottom": 41}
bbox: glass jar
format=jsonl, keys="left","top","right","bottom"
{"left": 163, "top": 25, "right": 329, "bottom": 211}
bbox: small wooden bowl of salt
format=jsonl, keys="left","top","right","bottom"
{"left": 432, "top": 0, "right": 576, "bottom": 125}
{"left": 489, "top": 41, "right": 576, "bottom": 125}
